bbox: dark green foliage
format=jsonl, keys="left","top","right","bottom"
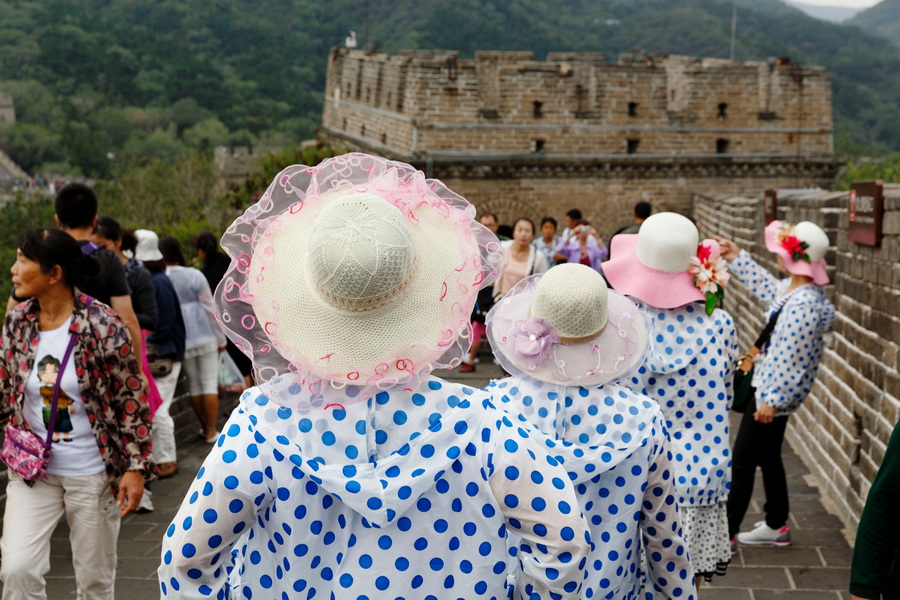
{"left": 2, "top": 0, "right": 900, "bottom": 179}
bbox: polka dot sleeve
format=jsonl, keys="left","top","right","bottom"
{"left": 158, "top": 409, "right": 273, "bottom": 597}
{"left": 640, "top": 417, "right": 696, "bottom": 600}
{"left": 488, "top": 416, "right": 591, "bottom": 600}
{"left": 731, "top": 250, "right": 780, "bottom": 305}
{"left": 755, "top": 298, "right": 826, "bottom": 412}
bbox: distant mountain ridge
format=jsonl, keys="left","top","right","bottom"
{"left": 848, "top": 0, "right": 900, "bottom": 43}
{"left": 783, "top": 0, "right": 862, "bottom": 22}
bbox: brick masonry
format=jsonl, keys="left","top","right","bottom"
{"left": 321, "top": 48, "right": 838, "bottom": 240}
{"left": 693, "top": 188, "right": 900, "bottom": 535}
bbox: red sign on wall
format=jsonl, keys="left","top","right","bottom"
{"left": 848, "top": 181, "right": 884, "bottom": 247}
{"left": 763, "top": 190, "right": 778, "bottom": 225}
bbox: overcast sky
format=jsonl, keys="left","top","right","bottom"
{"left": 795, "top": 0, "right": 881, "bottom": 7}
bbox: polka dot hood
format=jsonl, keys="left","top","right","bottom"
{"left": 487, "top": 378, "right": 656, "bottom": 482}
{"left": 487, "top": 378, "right": 697, "bottom": 600}
{"left": 159, "top": 377, "right": 592, "bottom": 599}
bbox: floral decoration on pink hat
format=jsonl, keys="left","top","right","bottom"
{"left": 603, "top": 212, "right": 729, "bottom": 315}
{"left": 763, "top": 220, "right": 829, "bottom": 285}
{"left": 687, "top": 240, "right": 730, "bottom": 315}
{"left": 215, "top": 153, "right": 505, "bottom": 408}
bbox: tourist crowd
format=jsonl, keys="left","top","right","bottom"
{"left": 1, "top": 152, "right": 887, "bottom": 600}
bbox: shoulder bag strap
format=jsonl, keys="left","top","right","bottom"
{"left": 753, "top": 306, "right": 784, "bottom": 350}
{"left": 43, "top": 331, "right": 78, "bottom": 449}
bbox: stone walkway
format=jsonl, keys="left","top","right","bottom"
{"left": 18, "top": 362, "right": 854, "bottom": 599}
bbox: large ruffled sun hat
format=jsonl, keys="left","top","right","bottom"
{"left": 216, "top": 153, "right": 505, "bottom": 407}
{"left": 486, "top": 263, "right": 649, "bottom": 388}
{"left": 603, "top": 212, "right": 730, "bottom": 314}
{"left": 764, "top": 220, "right": 829, "bottom": 285}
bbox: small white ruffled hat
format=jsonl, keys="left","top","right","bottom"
{"left": 216, "top": 153, "right": 505, "bottom": 407}
{"left": 487, "top": 263, "right": 649, "bottom": 388}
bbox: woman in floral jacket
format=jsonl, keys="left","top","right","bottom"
{"left": 0, "top": 228, "right": 155, "bottom": 600}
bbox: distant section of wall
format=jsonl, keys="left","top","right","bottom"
{"left": 320, "top": 48, "right": 838, "bottom": 240}
{"left": 693, "top": 188, "right": 900, "bottom": 533}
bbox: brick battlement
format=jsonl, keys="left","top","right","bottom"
{"left": 320, "top": 48, "right": 837, "bottom": 244}
{"left": 322, "top": 48, "right": 833, "bottom": 162}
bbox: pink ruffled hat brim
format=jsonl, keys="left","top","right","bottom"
{"left": 764, "top": 221, "right": 829, "bottom": 286}
{"left": 602, "top": 234, "right": 705, "bottom": 309}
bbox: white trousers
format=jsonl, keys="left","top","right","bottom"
{"left": 151, "top": 361, "right": 182, "bottom": 464}
{"left": 0, "top": 471, "right": 119, "bottom": 600}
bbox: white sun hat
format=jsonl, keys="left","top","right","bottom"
{"left": 486, "top": 263, "right": 649, "bottom": 388}
{"left": 216, "top": 153, "right": 505, "bottom": 407}
{"left": 133, "top": 229, "right": 164, "bottom": 262}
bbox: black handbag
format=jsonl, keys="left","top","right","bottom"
{"left": 145, "top": 342, "right": 174, "bottom": 378}
{"left": 732, "top": 307, "right": 783, "bottom": 413}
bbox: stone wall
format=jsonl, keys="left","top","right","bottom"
{"left": 321, "top": 48, "right": 838, "bottom": 241}
{"left": 693, "top": 188, "right": 900, "bottom": 533}
{"left": 322, "top": 48, "right": 833, "bottom": 160}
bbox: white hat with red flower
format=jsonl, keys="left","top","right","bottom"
{"left": 603, "top": 212, "right": 730, "bottom": 315}
{"left": 764, "top": 220, "right": 830, "bottom": 285}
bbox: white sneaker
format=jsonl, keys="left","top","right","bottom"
{"left": 736, "top": 521, "right": 791, "bottom": 546}
{"left": 137, "top": 488, "right": 154, "bottom": 513}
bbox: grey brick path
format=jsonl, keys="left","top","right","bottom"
{"left": 11, "top": 361, "right": 854, "bottom": 598}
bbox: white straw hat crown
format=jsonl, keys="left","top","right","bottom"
{"left": 792, "top": 221, "right": 829, "bottom": 262}
{"left": 636, "top": 213, "right": 700, "bottom": 273}
{"left": 532, "top": 264, "right": 608, "bottom": 339}
{"left": 308, "top": 193, "right": 416, "bottom": 311}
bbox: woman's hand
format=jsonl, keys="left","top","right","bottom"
{"left": 753, "top": 403, "right": 777, "bottom": 424}
{"left": 117, "top": 470, "right": 144, "bottom": 516}
{"left": 714, "top": 236, "right": 741, "bottom": 261}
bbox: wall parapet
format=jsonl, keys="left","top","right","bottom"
{"left": 693, "top": 188, "right": 900, "bottom": 535}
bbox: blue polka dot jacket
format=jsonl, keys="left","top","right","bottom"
{"left": 620, "top": 303, "right": 739, "bottom": 508}
{"left": 488, "top": 379, "right": 697, "bottom": 600}
{"left": 158, "top": 378, "right": 591, "bottom": 599}
{"left": 732, "top": 250, "right": 835, "bottom": 416}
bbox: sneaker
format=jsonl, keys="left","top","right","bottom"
{"left": 199, "top": 429, "right": 220, "bottom": 444}
{"left": 137, "top": 488, "right": 154, "bottom": 513}
{"left": 730, "top": 537, "right": 737, "bottom": 555}
{"left": 459, "top": 362, "right": 476, "bottom": 373}
{"left": 736, "top": 521, "right": 791, "bottom": 546}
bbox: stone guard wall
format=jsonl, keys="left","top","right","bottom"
{"left": 693, "top": 188, "right": 900, "bottom": 532}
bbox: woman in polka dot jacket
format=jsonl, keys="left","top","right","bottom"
{"left": 486, "top": 264, "right": 697, "bottom": 600}
{"left": 717, "top": 221, "right": 835, "bottom": 549}
{"left": 157, "top": 154, "right": 592, "bottom": 599}
{"left": 605, "top": 213, "right": 739, "bottom": 589}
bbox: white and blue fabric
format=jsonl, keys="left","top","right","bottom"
{"left": 158, "top": 378, "right": 591, "bottom": 600}
{"left": 620, "top": 303, "right": 738, "bottom": 507}
{"left": 488, "top": 378, "right": 696, "bottom": 600}
{"left": 618, "top": 302, "right": 738, "bottom": 577}
{"left": 731, "top": 250, "right": 835, "bottom": 415}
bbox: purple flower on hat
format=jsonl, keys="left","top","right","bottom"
{"left": 511, "top": 317, "right": 559, "bottom": 370}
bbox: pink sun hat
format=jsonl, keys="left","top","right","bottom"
{"left": 603, "top": 212, "right": 730, "bottom": 312}
{"left": 764, "top": 220, "right": 830, "bottom": 286}
{"left": 215, "top": 153, "right": 505, "bottom": 408}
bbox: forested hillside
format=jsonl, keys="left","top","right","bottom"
{"left": 2, "top": 0, "right": 900, "bottom": 179}
{"left": 848, "top": 0, "right": 900, "bottom": 45}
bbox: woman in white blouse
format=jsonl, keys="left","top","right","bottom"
{"left": 158, "top": 236, "right": 226, "bottom": 444}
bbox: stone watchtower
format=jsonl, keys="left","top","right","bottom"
{"left": 0, "top": 93, "right": 15, "bottom": 127}
{"left": 320, "top": 48, "right": 838, "bottom": 237}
